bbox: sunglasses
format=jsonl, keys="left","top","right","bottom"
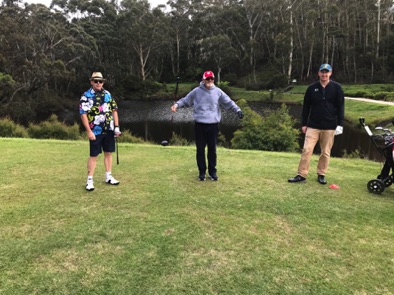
{"left": 205, "top": 77, "right": 214, "bottom": 81}
{"left": 93, "top": 80, "right": 104, "bottom": 84}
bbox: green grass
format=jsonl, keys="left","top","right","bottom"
{"left": 1, "top": 138, "right": 394, "bottom": 294}
{"left": 345, "top": 99, "right": 394, "bottom": 126}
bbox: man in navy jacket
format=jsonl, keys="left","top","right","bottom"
{"left": 288, "top": 64, "right": 344, "bottom": 185}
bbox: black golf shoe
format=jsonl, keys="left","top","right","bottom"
{"left": 317, "top": 175, "right": 327, "bottom": 185}
{"left": 198, "top": 173, "right": 206, "bottom": 181}
{"left": 288, "top": 175, "right": 306, "bottom": 183}
{"left": 209, "top": 173, "right": 218, "bottom": 181}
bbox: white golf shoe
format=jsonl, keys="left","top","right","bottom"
{"left": 106, "top": 175, "right": 120, "bottom": 185}
{"left": 86, "top": 179, "right": 95, "bottom": 191}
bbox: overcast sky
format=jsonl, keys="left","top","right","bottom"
{"left": 24, "top": 0, "right": 168, "bottom": 9}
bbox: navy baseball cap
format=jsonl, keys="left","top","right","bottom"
{"left": 319, "top": 64, "right": 332, "bottom": 72}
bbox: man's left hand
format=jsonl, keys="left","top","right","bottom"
{"left": 114, "top": 126, "right": 122, "bottom": 137}
{"left": 334, "top": 126, "right": 343, "bottom": 136}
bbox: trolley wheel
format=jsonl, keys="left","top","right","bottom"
{"left": 367, "top": 179, "right": 385, "bottom": 194}
{"left": 384, "top": 175, "right": 393, "bottom": 187}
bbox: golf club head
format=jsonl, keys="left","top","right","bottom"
{"left": 161, "top": 140, "right": 169, "bottom": 146}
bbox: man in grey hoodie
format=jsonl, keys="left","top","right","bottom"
{"left": 171, "top": 70, "right": 244, "bottom": 181}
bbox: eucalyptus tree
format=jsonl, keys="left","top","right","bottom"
{"left": 0, "top": 1, "right": 97, "bottom": 121}
{"left": 53, "top": 0, "right": 122, "bottom": 85}
{"left": 242, "top": 0, "right": 270, "bottom": 82}
{"left": 199, "top": 34, "right": 236, "bottom": 82}
{"left": 167, "top": 0, "right": 193, "bottom": 77}
{"left": 118, "top": 0, "right": 167, "bottom": 81}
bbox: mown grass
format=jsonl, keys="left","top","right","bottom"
{"left": 1, "top": 138, "right": 394, "bottom": 294}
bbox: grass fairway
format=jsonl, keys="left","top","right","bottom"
{"left": 1, "top": 138, "right": 394, "bottom": 294}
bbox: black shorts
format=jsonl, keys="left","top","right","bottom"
{"left": 89, "top": 132, "right": 115, "bottom": 157}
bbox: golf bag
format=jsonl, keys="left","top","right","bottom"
{"left": 359, "top": 117, "right": 394, "bottom": 194}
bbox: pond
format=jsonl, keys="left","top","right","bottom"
{"left": 117, "top": 100, "right": 384, "bottom": 161}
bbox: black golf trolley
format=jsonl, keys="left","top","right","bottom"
{"left": 360, "top": 117, "right": 394, "bottom": 194}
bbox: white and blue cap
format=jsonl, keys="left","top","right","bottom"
{"left": 319, "top": 64, "right": 332, "bottom": 72}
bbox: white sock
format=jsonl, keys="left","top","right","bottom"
{"left": 106, "top": 172, "right": 111, "bottom": 179}
{"left": 87, "top": 176, "right": 93, "bottom": 182}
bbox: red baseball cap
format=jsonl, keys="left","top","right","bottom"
{"left": 202, "top": 71, "right": 215, "bottom": 80}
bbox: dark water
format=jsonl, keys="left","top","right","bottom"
{"left": 117, "top": 100, "right": 384, "bottom": 161}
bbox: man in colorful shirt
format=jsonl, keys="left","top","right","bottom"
{"left": 79, "top": 72, "right": 121, "bottom": 191}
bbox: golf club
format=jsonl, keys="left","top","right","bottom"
{"left": 171, "top": 76, "right": 180, "bottom": 123}
{"left": 162, "top": 76, "right": 180, "bottom": 146}
{"left": 115, "top": 135, "right": 119, "bottom": 164}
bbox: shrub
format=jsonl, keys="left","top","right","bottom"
{"left": 374, "top": 92, "right": 391, "bottom": 100}
{"left": 341, "top": 148, "right": 365, "bottom": 159}
{"left": 384, "top": 94, "right": 394, "bottom": 101}
{"left": 170, "top": 132, "right": 190, "bottom": 146}
{"left": 28, "top": 114, "right": 81, "bottom": 140}
{"left": 141, "top": 79, "right": 163, "bottom": 96}
{"left": 267, "top": 74, "right": 288, "bottom": 89}
{"left": 217, "top": 81, "right": 232, "bottom": 97}
{"left": 245, "top": 82, "right": 266, "bottom": 91}
{"left": 0, "top": 117, "right": 28, "bottom": 138}
{"left": 222, "top": 73, "right": 238, "bottom": 86}
{"left": 231, "top": 100, "right": 299, "bottom": 152}
{"left": 345, "top": 90, "right": 372, "bottom": 98}
{"left": 117, "top": 129, "right": 145, "bottom": 143}
{"left": 217, "top": 132, "right": 230, "bottom": 148}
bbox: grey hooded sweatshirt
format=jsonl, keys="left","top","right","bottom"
{"left": 175, "top": 82, "right": 241, "bottom": 124}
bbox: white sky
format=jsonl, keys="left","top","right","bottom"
{"left": 24, "top": 0, "right": 168, "bottom": 9}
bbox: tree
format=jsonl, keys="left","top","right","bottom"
{"left": 199, "top": 34, "right": 236, "bottom": 82}
{"left": 118, "top": 0, "right": 166, "bottom": 81}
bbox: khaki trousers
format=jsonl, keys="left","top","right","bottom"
{"left": 297, "top": 128, "right": 335, "bottom": 178}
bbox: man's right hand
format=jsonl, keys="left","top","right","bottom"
{"left": 171, "top": 103, "right": 178, "bottom": 112}
{"left": 87, "top": 130, "right": 96, "bottom": 140}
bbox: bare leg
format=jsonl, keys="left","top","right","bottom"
{"left": 87, "top": 156, "right": 98, "bottom": 177}
{"left": 104, "top": 152, "right": 112, "bottom": 173}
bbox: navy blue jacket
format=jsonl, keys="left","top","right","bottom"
{"left": 302, "top": 80, "right": 345, "bottom": 130}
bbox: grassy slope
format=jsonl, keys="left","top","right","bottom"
{"left": 1, "top": 138, "right": 394, "bottom": 294}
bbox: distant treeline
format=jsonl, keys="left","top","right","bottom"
{"left": 0, "top": 0, "right": 393, "bottom": 123}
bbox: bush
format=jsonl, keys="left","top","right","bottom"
{"left": 231, "top": 100, "right": 299, "bottom": 152}
{"left": 345, "top": 90, "right": 372, "bottom": 98}
{"left": 245, "top": 82, "right": 266, "bottom": 91}
{"left": 217, "top": 81, "right": 232, "bottom": 97}
{"left": 141, "top": 79, "right": 163, "bottom": 96}
{"left": 117, "top": 129, "right": 146, "bottom": 143}
{"left": 267, "top": 74, "right": 288, "bottom": 89}
{"left": 218, "top": 132, "right": 230, "bottom": 148}
{"left": 222, "top": 73, "right": 238, "bottom": 86}
{"left": 28, "top": 114, "right": 81, "bottom": 140}
{"left": 170, "top": 132, "right": 190, "bottom": 146}
{"left": 374, "top": 92, "right": 391, "bottom": 100}
{"left": 0, "top": 117, "right": 28, "bottom": 138}
{"left": 384, "top": 94, "right": 394, "bottom": 101}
